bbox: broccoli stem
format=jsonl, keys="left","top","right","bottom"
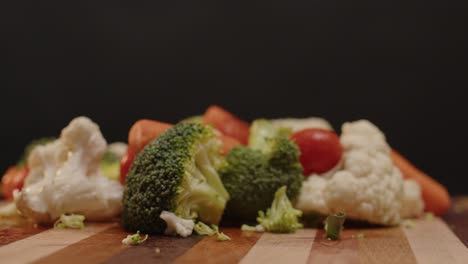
{"left": 195, "top": 141, "right": 229, "bottom": 200}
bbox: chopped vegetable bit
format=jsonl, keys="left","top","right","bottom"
{"left": 193, "top": 222, "right": 230, "bottom": 241}
{"left": 241, "top": 224, "right": 265, "bottom": 232}
{"left": 122, "top": 231, "right": 148, "bottom": 245}
{"left": 324, "top": 212, "right": 346, "bottom": 240}
{"left": 155, "top": 248, "right": 161, "bottom": 254}
{"left": 424, "top": 212, "right": 434, "bottom": 221}
{"left": 54, "top": 214, "right": 85, "bottom": 229}
{"left": 217, "top": 232, "right": 231, "bottom": 241}
{"left": 402, "top": 219, "right": 415, "bottom": 229}
{"left": 194, "top": 222, "right": 217, "bottom": 236}
{"left": 351, "top": 233, "right": 365, "bottom": 239}
{"left": 256, "top": 186, "right": 303, "bottom": 233}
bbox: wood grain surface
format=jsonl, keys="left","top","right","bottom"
{"left": 0, "top": 198, "right": 467, "bottom": 263}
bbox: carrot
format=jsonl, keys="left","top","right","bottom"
{"left": 203, "top": 105, "right": 250, "bottom": 145}
{"left": 128, "top": 119, "right": 173, "bottom": 154}
{"left": 217, "top": 134, "right": 242, "bottom": 155}
{"left": 391, "top": 150, "right": 450, "bottom": 216}
{"left": 128, "top": 118, "right": 239, "bottom": 157}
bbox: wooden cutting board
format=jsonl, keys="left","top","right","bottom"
{"left": 0, "top": 217, "right": 467, "bottom": 264}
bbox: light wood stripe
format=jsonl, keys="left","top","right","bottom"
{"left": 0, "top": 224, "right": 47, "bottom": 247}
{"left": 357, "top": 226, "right": 416, "bottom": 264}
{"left": 174, "top": 229, "right": 262, "bottom": 264}
{"left": 403, "top": 217, "right": 468, "bottom": 264}
{"left": 0, "top": 222, "right": 115, "bottom": 264}
{"left": 32, "top": 225, "right": 129, "bottom": 264}
{"left": 240, "top": 229, "right": 316, "bottom": 264}
{"left": 307, "top": 229, "right": 359, "bottom": 264}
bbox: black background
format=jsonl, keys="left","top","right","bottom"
{"left": 1, "top": 1, "right": 467, "bottom": 194}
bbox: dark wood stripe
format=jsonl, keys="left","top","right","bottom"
{"left": 174, "top": 228, "right": 262, "bottom": 264}
{"left": 0, "top": 222, "right": 47, "bottom": 247}
{"left": 307, "top": 229, "right": 359, "bottom": 264}
{"left": 32, "top": 224, "right": 127, "bottom": 264}
{"left": 102, "top": 232, "right": 203, "bottom": 264}
{"left": 357, "top": 227, "right": 417, "bottom": 264}
{"left": 443, "top": 196, "right": 468, "bottom": 247}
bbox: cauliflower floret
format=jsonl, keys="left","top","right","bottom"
{"left": 159, "top": 211, "right": 195, "bottom": 237}
{"left": 271, "top": 117, "right": 334, "bottom": 132}
{"left": 296, "top": 120, "right": 424, "bottom": 225}
{"left": 15, "top": 117, "right": 123, "bottom": 224}
{"left": 400, "top": 180, "right": 425, "bottom": 218}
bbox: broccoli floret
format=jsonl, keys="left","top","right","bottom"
{"left": 180, "top": 115, "right": 203, "bottom": 124}
{"left": 17, "top": 137, "right": 56, "bottom": 167}
{"left": 219, "top": 119, "right": 303, "bottom": 221}
{"left": 256, "top": 186, "right": 303, "bottom": 233}
{"left": 122, "top": 123, "right": 230, "bottom": 234}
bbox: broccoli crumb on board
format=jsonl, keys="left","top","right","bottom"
{"left": 121, "top": 231, "right": 148, "bottom": 245}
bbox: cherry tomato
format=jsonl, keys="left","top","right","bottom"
{"left": 291, "top": 128, "right": 342, "bottom": 175}
{"left": 1, "top": 166, "right": 29, "bottom": 200}
{"left": 120, "top": 149, "right": 135, "bottom": 185}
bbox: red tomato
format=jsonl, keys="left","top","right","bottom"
{"left": 1, "top": 166, "right": 29, "bottom": 200}
{"left": 291, "top": 129, "right": 342, "bottom": 175}
{"left": 120, "top": 149, "right": 135, "bottom": 185}
{"left": 203, "top": 105, "right": 250, "bottom": 145}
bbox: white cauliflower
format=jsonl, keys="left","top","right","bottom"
{"left": 296, "top": 120, "right": 424, "bottom": 225}
{"left": 15, "top": 117, "right": 123, "bottom": 224}
{"left": 271, "top": 117, "right": 334, "bottom": 132}
{"left": 159, "top": 211, "right": 195, "bottom": 238}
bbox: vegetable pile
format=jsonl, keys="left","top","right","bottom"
{"left": 0, "top": 105, "right": 451, "bottom": 243}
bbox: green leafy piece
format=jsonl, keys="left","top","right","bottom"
{"left": 241, "top": 224, "right": 265, "bottom": 232}
{"left": 122, "top": 123, "right": 230, "bottom": 234}
{"left": 122, "top": 231, "right": 149, "bottom": 245}
{"left": 241, "top": 224, "right": 257, "bottom": 232}
{"left": 256, "top": 186, "right": 303, "bottom": 233}
{"left": 424, "top": 212, "right": 434, "bottom": 221}
{"left": 54, "top": 214, "right": 85, "bottom": 229}
{"left": 217, "top": 232, "right": 231, "bottom": 241}
{"left": 194, "top": 222, "right": 230, "bottom": 241}
{"left": 324, "top": 212, "right": 346, "bottom": 240}
{"left": 219, "top": 120, "right": 303, "bottom": 221}
{"left": 194, "top": 222, "right": 217, "bottom": 236}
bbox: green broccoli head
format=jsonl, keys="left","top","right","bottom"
{"left": 122, "top": 123, "right": 230, "bottom": 234}
{"left": 219, "top": 119, "right": 303, "bottom": 221}
{"left": 180, "top": 115, "right": 203, "bottom": 124}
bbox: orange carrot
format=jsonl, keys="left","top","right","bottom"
{"left": 217, "top": 134, "right": 242, "bottom": 155}
{"left": 128, "top": 118, "right": 238, "bottom": 157}
{"left": 391, "top": 150, "right": 450, "bottom": 216}
{"left": 203, "top": 105, "right": 250, "bottom": 145}
{"left": 128, "top": 119, "right": 173, "bottom": 154}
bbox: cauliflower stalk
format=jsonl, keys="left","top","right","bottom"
{"left": 296, "top": 120, "right": 424, "bottom": 225}
{"left": 15, "top": 117, "right": 123, "bottom": 224}
{"left": 159, "top": 211, "right": 195, "bottom": 238}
